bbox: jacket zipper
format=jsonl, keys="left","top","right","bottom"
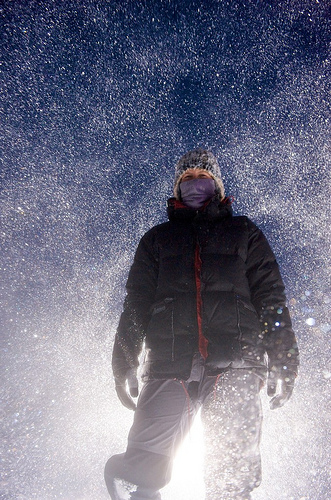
{"left": 171, "top": 302, "right": 175, "bottom": 361}
{"left": 194, "top": 242, "right": 208, "bottom": 359}
{"left": 236, "top": 295, "right": 243, "bottom": 340}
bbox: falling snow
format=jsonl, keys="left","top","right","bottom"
{"left": 0, "top": 1, "right": 330, "bottom": 499}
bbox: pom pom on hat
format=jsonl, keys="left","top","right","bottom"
{"left": 174, "top": 148, "right": 225, "bottom": 200}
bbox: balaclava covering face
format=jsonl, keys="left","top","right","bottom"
{"left": 173, "top": 148, "right": 225, "bottom": 201}
{"left": 179, "top": 178, "right": 216, "bottom": 210}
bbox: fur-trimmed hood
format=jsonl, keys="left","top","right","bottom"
{"left": 173, "top": 148, "right": 225, "bottom": 200}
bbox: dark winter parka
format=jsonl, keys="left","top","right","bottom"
{"left": 112, "top": 196, "right": 299, "bottom": 382}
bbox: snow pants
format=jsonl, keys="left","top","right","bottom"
{"left": 105, "top": 369, "right": 263, "bottom": 500}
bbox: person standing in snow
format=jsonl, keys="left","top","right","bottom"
{"left": 104, "top": 148, "right": 299, "bottom": 500}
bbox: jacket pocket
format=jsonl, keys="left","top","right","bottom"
{"left": 236, "top": 296, "right": 259, "bottom": 318}
{"left": 236, "top": 297, "right": 260, "bottom": 333}
{"left": 150, "top": 297, "right": 174, "bottom": 316}
{"left": 236, "top": 295, "right": 265, "bottom": 364}
{"left": 146, "top": 298, "right": 175, "bottom": 361}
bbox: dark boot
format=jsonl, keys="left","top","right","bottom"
{"left": 105, "top": 454, "right": 162, "bottom": 500}
{"left": 104, "top": 454, "right": 132, "bottom": 500}
{"left": 130, "top": 487, "right": 162, "bottom": 499}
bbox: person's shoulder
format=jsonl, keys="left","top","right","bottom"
{"left": 140, "top": 220, "right": 171, "bottom": 240}
{"left": 230, "top": 215, "right": 261, "bottom": 234}
{"left": 231, "top": 214, "right": 252, "bottom": 226}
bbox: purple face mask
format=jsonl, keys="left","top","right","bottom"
{"left": 179, "top": 178, "right": 216, "bottom": 210}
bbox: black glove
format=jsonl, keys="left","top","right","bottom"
{"left": 267, "top": 365, "right": 297, "bottom": 410}
{"left": 115, "top": 368, "right": 139, "bottom": 411}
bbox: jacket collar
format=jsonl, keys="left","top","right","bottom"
{"left": 167, "top": 196, "right": 233, "bottom": 222}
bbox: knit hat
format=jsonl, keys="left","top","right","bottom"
{"left": 174, "top": 148, "right": 225, "bottom": 200}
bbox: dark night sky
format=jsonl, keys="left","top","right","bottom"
{"left": 1, "top": 1, "right": 330, "bottom": 499}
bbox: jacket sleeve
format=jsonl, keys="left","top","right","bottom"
{"left": 246, "top": 219, "right": 299, "bottom": 373}
{"left": 112, "top": 229, "right": 159, "bottom": 380}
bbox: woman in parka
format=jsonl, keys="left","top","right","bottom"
{"left": 104, "top": 148, "right": 299, "bottom": 500}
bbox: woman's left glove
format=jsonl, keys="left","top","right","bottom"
{"left": 115, "top": 368, "right": 139, "bottom": 411}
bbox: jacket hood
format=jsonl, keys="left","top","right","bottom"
{"left": 167, "top": 195, "right": 233, "bottom": 222}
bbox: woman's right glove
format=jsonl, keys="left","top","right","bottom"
{"left": 267, "top": 365, "right": 297, "bottom": 410}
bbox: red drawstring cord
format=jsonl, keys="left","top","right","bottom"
{"left": 179, "top": 380, "right": 193, "bottom": 432}
{"left": 180, "top": 380, "right": 191, "bottom": 414}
